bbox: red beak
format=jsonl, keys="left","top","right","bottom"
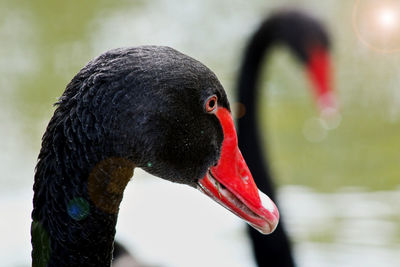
{"left": 307, "top": 46, "right": 337, "bottom": 113}
{"left": 197, "top": 108, "right": 279, "bottom": 234}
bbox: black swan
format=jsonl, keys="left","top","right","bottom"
{"left": 237, "top": 11, "right": 335, "bottom": 267}
{"left": 31, "top": 46, "right": 280, "bottom": 266}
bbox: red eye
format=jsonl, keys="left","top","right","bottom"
{"left": 205, "top": 95, "right": 218, "bottom": 113}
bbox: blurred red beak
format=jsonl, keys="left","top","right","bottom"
{"left": 307, "top": 46, "right": 337, "bottom": 113}
{"left": 197, "top": 108, "right": 279, "bottom": 234}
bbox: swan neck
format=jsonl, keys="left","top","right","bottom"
{"left": 32, "top": 146, "right": 135, "bottom": 266}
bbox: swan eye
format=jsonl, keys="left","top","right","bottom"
{"left": 205, "top": 95, "right": 218, "bottom": 113}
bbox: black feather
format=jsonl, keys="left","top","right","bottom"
{"left": 32, "top": 46, "right": 229, "bottom": 266}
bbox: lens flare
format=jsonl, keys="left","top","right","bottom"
{"left": 302, "top": 117, "right": 327, "bottom": 143}
{"left": 67, "top": 197, "right": 90, "bottom": 221}
{"left": 378, "top": 8, "right": 397, "bottom": 29}
{"left": 353, "top": 0, "right": 400, "bottom": 53}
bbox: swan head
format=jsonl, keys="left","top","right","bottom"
{"left": 265, "top": 10, "right": 338, "bottom": 114}
{"left": 56, "top": 46, "right": 279, "bottom": 234}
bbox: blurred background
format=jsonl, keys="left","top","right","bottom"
{"left": 0, "top": 0, "right": 399, "bottom": 266}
